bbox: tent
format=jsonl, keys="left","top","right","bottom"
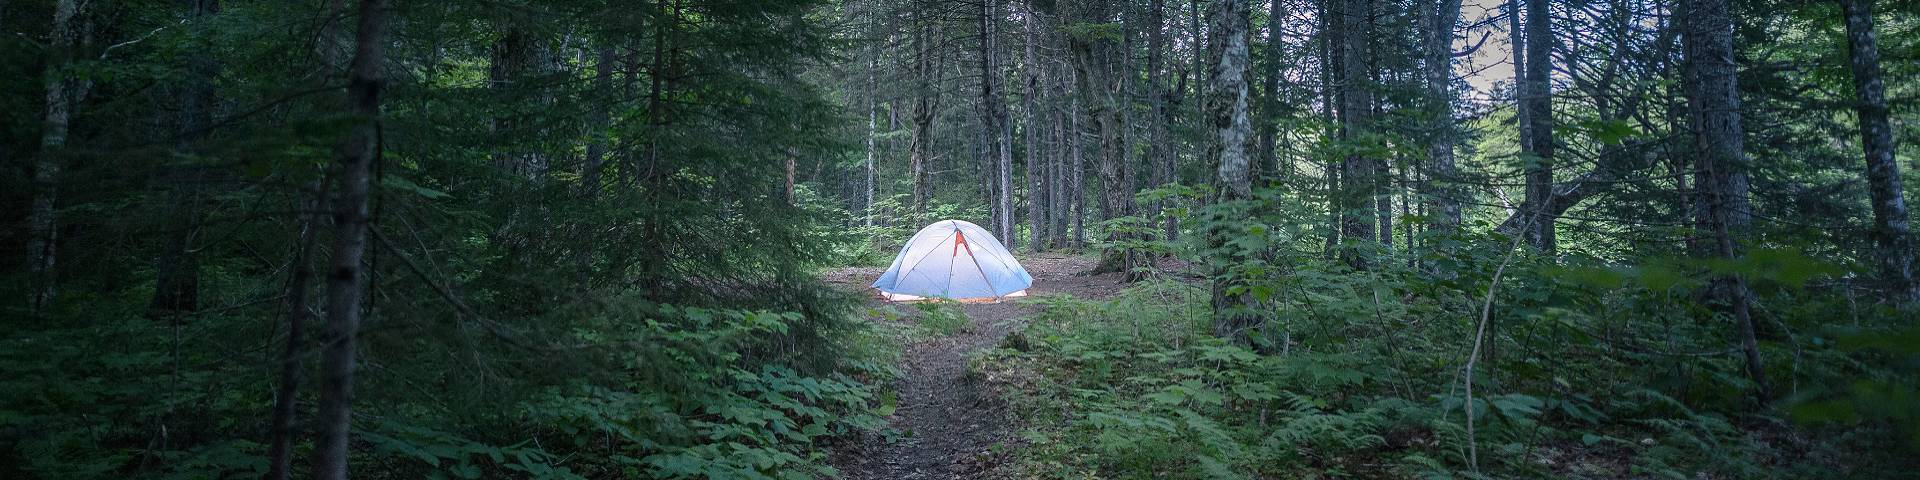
{"left": 872, "top": 220, "right": 1033, "bottom": 302}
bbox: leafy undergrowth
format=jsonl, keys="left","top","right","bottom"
{"left": 0, "top": 289, "right": 901, "bottom": 479}
{"left": 981, "top": 249, "right": 1920, "bottom": 479}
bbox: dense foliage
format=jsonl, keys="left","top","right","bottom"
{"left": 1, "top": 0, "right": 894, "bottom": 478}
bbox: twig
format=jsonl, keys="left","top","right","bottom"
{"left": 1462, "top": 191, "right": 1552, "bottom": 472}
{"left": 101, "top": 19, "right": 186, "bottom": 60}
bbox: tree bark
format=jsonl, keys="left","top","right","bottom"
{"left": 866, "top": 41, "right": 879, "bottom": 227}
{"left": 1518, "top": 0, "right": 1556, "bottom": 253}
{"left": 1070, "top": 93, "right": 1086, "bottom": 249}
{"left": 910, "top": 8, "right": 934, "bottom": 223}
{"left": 26, "top": 0, "right": 81, "bottom": 314}
{"left": 1053, "top": 70, "right": 1073, "bottom": 248}
{"left": 1146, "top": 0, "right": 1176, "bottom": 244}
{"left": 1839, "top": 0, "right": 1919, "bottom": 304}
{"left": 489, "top": 25, "right": 553, "bottom": 181}
{"left": 265, "top": 180, "right": 326, "bottom": 480}
{"left": 1683, "top": 0, "right": 1769, "bottom": 399}
{"left": 312, "top": 0, "right": 390, "bottom": 477}
{"left": 1255, "top": 0, "right": 1289, "bottom": 185}
{"left": 985, "top": 0, "right": 1015, "bottom": 246}
{"left": 1337, "top": 0, "right": 1378, "bottom": 269}
{"left": 1024, "top": 0, "right": 1046, "bottom": 252}
{"left": 1207, "top": 0, "right": 1259, "bottom": 344}
{"left": 150, "top": 0, "right": 222, "bottom": 318}
{"left": 1069, "top": 0, "right": 1137, "bottom": 278}
{"left": 1423, "top": 0, "right": 1463, "bottom": 233}
{"left": 1318, "top": 0, "right": 1340, "bottom": 255}
{"left": 577, "top": 45, "right": 615, "bottom": 285}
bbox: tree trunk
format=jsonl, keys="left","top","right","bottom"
{"left": 785, "top": 147, "right": 798, "bottom": 203}
{"left": 489, "top": 26, "right": 552, "bottom": 181}
{"left": 312, "top": 0, "right": 390, "bottom": 477}
{"left": 1683, "top": 0, "right": 1769, "bottom": 399}
{"left": 1424, "top": 0, "right": 1463, "bottom": 233}
{"left": 910, "top": 9, "right": 934, "bottom": 224}
{"left": 1839, "top": 0, "right": 1918, "bottom": 304}
{"left": 1207, "top": 0, "right": 1259, "bottom": 344}
{"left": 1319, "top": 0, "right": 1340, "bottom": 255}
{"left": 1255, "top": 0, "right": 1288, "bottom": 185}
{"left": 1069, "top": 0, "right": 1135, "bottom": 278}
{"left": 150, "top": 0, "right": 221, "bottom": 318}
{"left": 866, "top": 45, "right": 879, "bottom": 227}
{"left": 577, "top": 45, "right": 615, "bottom": 285}
{"left": 983, "top": 0, "right": 1014, "bottom": 246}
{"left": 1337, "top": 0, "right": 1378, "bottom": 269}
{"left": 1070, "top": 94, "right": 1086, "bottom": 249}
{"left": 1053, "top": 73, "right": 1072, "bottom": 248}
{"left": 1518, "top": 0, "right": 1556, "bottom": 253}
{"left": 265, "top": 180, "right": 326, "bottom": 480}
{"left": 1146, "top": 0, "right": 1174, "bottom": 244}
{"left": 26, "top": 0, "right": 80, "bottom": 314}
{"left": 1025, "top": 1, "right": 1045, "bottom": 252}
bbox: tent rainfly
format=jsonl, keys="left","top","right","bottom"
{"left": 872, "top": 220, "right": 1033, "bottom": 302}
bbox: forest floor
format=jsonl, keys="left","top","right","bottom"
{"left": 821, "top": 252, "right": 1129, "bottom": 479}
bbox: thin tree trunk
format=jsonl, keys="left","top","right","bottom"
{"left": 1025, "top": 1, "right": 1045, "bottom": 252}
{"left": 1255, "top": 0, "right": 1287, "bottom": 184}
{"left": 265, "top": 179, "right": 326, "bottom": 480}
{"left": 1052, "top": 72, "right": 1071, "bottom": 248}
{"left": 1839, "top": 0, "right": 1919, "bottom": 304}
{"left": 1424, "top": 0, "right": 1463, "bottom": 233}
{"left": 985, "top": 0, "right": 1014, "bottom": 245}
{"left": 151, "top": 0, "right": 221, "bottom": 317}
{"left": 910, "top": 8, "right": 933, "bottom": 223}
{"left": 1147, "top": 0, "right": 1173, "bottom": 243}
{"left": 866, "top": 45, "right": 878, "bottom": 227}
{"left": 785, "top": 147, "right": 797, "bottom": 203}
{"left": 1070, "top": 94, "right": 1086, "bottom": 249}
{"left": 1319, "top": 0, "right": 1340, "bottom": 255}
{"left": 1519, "top": 0, "right": 1555, "bottom": 253}
{"left": 577, "top": 45, "right": 615, "bottom": 285}
{"left": 312, "top": 0, "right": 390, "bottom": 477}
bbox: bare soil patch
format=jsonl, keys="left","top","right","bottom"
{"left": 823, "top": 252, "right": 1125, "bottom": 479}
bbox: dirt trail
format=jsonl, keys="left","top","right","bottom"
{"left": 822, "top": 253, "right": 1124, "bottom": 479}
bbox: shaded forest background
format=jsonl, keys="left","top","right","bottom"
{"left": 2, "top": 0, "right": 1919, "bottom": 478}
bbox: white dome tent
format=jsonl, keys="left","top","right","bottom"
{"left": 872, "top": 220, "right": 1033, "bottom": 302}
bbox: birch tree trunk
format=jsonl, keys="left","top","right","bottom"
{"left": 312, "top": 0, "right": 391, "bottom": 477}
{"left": 1206, "top": 0, "right": 1259, "bottom": 344}
{"left": 1839, "top": 0, "right": 1919, "bottom": 304}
